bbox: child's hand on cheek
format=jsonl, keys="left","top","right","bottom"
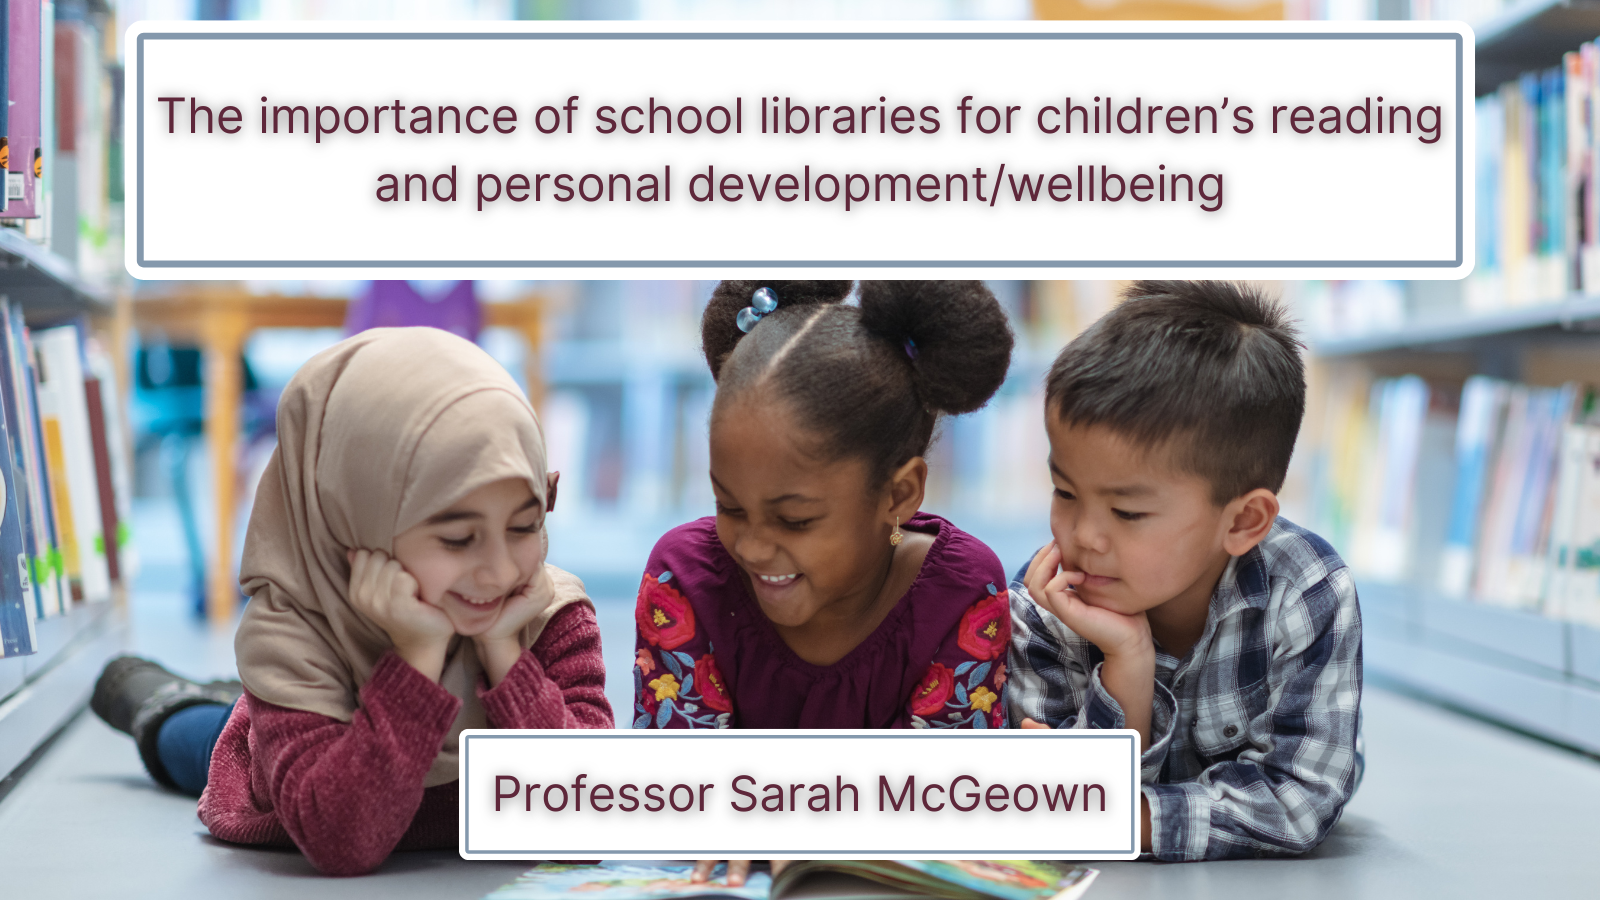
{"left": 1025, "top": 543, "right": 1155, "bottom": 750}
{"left": 472, "top": 571, "right": 553, "bottom": 688}
{"left": 1024, "top": 544, "right": 1152, "bottom": 659}
{"left": 347, "top": 548, "right": 454, "bottom": 683}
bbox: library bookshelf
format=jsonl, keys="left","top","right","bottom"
{"left": 1297, "top": 5, "right": 1600, "bottom": 755}
{"left": 0, "top": 238, "right": 120, "bottom": 786}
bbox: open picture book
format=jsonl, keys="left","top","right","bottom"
{"left": 484, "top": 860, "right": 1098, "bottom": 900}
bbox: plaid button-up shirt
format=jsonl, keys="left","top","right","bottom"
{"left": 1005, "top": 518, "right": 1363, "bottom": 861}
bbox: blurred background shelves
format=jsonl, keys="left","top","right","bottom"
{"left": 1362, "top": 584, "right": 1600, "bottom": 752}
{"left": 1285, "top": 3, "right": 1600, "bottom": 758}
{"left": 0, "top": 229, "right": 111, "bottom": 320}
{"left": 1476, "top": 0, "right": 1600, "bottom": 93}
{"left": 1313, "top": 293, "right": 1600, "bottom": 355}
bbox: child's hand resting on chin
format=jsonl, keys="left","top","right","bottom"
{"left": 1022, "top": 542, "right": 1155, "bottom": 756}
{"left": 1023, "top": 543, "right": 1153, "bottom": 660}
{"left": 347, "top": 548, "right": 456, "bottom": 682}
{"left": 472, "top": 569, "right": 554, "bottom": 687}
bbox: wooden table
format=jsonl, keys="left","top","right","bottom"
{"left": 130, "top": 288, "right": 546, "bottom": 625}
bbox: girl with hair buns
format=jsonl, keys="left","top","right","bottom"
{"left": 90, "top": 328, "right": 610, "bottom": 876}
{"left": 633, "top": 280, "right": 1015, "bottom": 744}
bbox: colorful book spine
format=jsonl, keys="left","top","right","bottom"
{"left": 1501, "top": 385, "right": 1577, "bottom": 606}
{"left": 23, "top": 324, "right": 65, "bottom": 612}
{"left": 1587, "top": 43, "right": 1600, "bottom": 291}
{"left": 2, "top": 0, "right": 10, "bottom": 215}
{"left": 86, "top": 342, "right": 132, "bottom": 581}
{"left": 1565, "top": 50, "right": 1590, "bottom": 291}
{"left": 1350, "top": 376, "right": 1429, "bottom": 583}
{"left": 0, "top": 298, "right": 34, "bottom": 655}
{"left": 0, "top": 380, "right": 35, "bottom": 656}
{"left": 1539, "top": 67, "right": 1569, "bottom": 299}
{"left": 1573, "top": 429, "right": 1600, "bottom": 625}
{"left": 34, "top": 325, "right": 108, "bottom": 603}
{"left": 0, "top": 299, "right": 47, "bottom": 617}
{"left": 1472, "top": 91, "right": 1502, "bottom": 308}
{"left": 5, "top": 0, "right": 42, "bottom": 218}
{"left": 13, "top": 310, "right": 61, "bottom": 614}
{"left": 35, "top": 384, "right": 74, "bottom": 600}
{"left": 82, "top": 376, "right": 118, "bottom": 583}
{"left": 1474, "top": 386, "right": 1538, "bottom": 603}
{"left": 1544, "top": 425, "right": 1588, "bottom": 619}
{"left": 31, "top": 0, "right": 50, "bottom": 241}
{"left": 1438, "top": 377, "right": 1507, "bottom": 598}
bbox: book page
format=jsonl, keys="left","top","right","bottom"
{"left": 487, "top": 862, "right": 772, "bottom": 900}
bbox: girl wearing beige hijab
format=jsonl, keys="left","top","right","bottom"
{"left": 91, "top": 328, "right": 611, "bottom": 876}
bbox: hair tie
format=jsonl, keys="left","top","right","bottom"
{"left": 736, "top": 287, "right": 780, "bottom": 333}
{"left": 903, "top": 337, "right": 918, "bottom": 360}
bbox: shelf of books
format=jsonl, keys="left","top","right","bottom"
{"left": 0, "top": 303, "right": 135, "bottom": 779}
{"left": 0, "top": 0, "right": 132, "bottom": 781}
{"left": 1294, "top": 366, "right": 1600, "bottom": 752}
{"left": 1293, "top": 23, "right": 1600, "bottom": 754}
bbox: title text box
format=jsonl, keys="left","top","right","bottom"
{"left": 129, "top": 21, "right": 1472, "bottom": 280}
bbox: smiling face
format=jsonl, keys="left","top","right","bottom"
{"left": 391, "top": 475, "right": 549, "bottom": 637}
{"left": 709, "top": 396, "right": 897, "bottom": 630}
{"left": 1044, "top": 418, "right": 1237, "bottom": 618}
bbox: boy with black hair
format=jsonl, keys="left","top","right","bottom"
{"left": 1007, "top": 280, "right": 1362, "bottom": 861}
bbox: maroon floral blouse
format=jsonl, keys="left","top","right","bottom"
{"left": 632, "top": 513, "right": 1010, "bottom": 730}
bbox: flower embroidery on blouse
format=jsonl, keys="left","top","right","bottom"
{"left": 694, "top": 654, "right": 733, "bottom": 713}
{"left": 911, "top": 663, "right": 956, "bottom": 717}
{"left": 634, "top": 641, "right": 733, "bottom": 730}
{"left": 956, "top": 584, "right": 1010, "bottom": 661}
{"left": 968, "top": 686, "right": 998, "bottom": 713}
{"left": 636, "top": 571, "right": 697, "bottom": 650}
{"left": 648, "top": 673, "right": 680, "bottom": 701}
{"left": 635, "top": 648, "right": 656, "bottom": 676}
{"left": 911, "top": 658, "right": 1002, "bottom": 729}
{"left": 909, "top": 579, "right": 1008, "bottom": 738}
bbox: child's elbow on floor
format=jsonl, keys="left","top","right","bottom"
{"left": 1217, "top": 815, "right": 1343, "bottom": 860}
{"left": 301, "top": 844, "right": 394, "bottom": 877}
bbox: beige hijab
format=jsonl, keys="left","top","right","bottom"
{"left": 235, "top": 327, "right": 589, "bottom": 787}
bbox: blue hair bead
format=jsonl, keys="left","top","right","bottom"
{"left": 736, "top": 287, "right": 781, "bottom": 333}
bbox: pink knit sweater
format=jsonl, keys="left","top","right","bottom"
{"left": 197, "top": 603, "right": 612, "bottom": 875}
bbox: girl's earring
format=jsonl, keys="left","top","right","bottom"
{"left": 889, "top": 517, "right": 903, "bottom": 547}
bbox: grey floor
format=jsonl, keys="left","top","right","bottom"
{"left": 3, "top": 568, "right": 1597, "bottom": 898}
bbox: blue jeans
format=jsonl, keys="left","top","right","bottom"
{"left": 156, "top": 700, "right": 236, "bottom": 797}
